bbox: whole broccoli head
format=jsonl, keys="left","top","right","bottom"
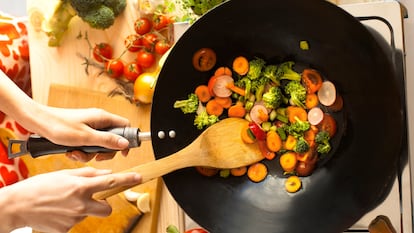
{"left": 315, "top": 131, "right": 332, "bottom": 154}
{"left": 45, "top": 0, "right": 127, "bottom": 46}
{"left": 194, "top": 111, "right": 219, "bottom": 130}
{"left": 294, "top": 137, "right": 310, "bottom": 153}
{"left": 173, "top": 93, "right": 199, "bottom": 114}
{"left": 262, "top": 86, "right": 284, "bottom": 109}
{"left": 247, "top": 58, "right": 266, "bottom": 80}
{"left": 284, "top": 80, "right": 307, "bottom": 108}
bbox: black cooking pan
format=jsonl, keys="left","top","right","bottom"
{"left": 150, "top": 0, "right": 405, "bottom": 232}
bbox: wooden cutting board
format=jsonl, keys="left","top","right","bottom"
{"left": 23, "top": 84, "right": 162, "bottom": 233}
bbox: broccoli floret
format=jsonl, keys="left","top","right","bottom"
{"left": 173, "top": 93, "right": 199, "bottom": 114}
{"left": 276, "top": 61, "right": 301, "bottom": 81}
{"left": 284, "top": 80, "right": 307, "bottom": 108}
{"left": 262, "top": 62, "right": 301, "bottom": 85}
{"left": 247, "top": 58, "right": 266, "bottom": 80}
{"left": 315, "top": 131, "right": 332, "bottom": 154}
{"left": 262, "top": 86, "right": 284, "bottom": 109}
{"left": 194, "top": 111, "right": 219, "bottom": 130}
{"left": 45, "top": 0, "right": 127, "bottom": 46}
{"left": 287, "top": 116, "right": 310, "bottom": 138}
{"left": 294, "top": 137, "right": 310, "bottom": 153}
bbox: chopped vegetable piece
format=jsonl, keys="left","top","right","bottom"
{"left": 230, "top": 166, "right": 248, "bottom": 177}
{"left": 248, "top": 122, "right": 266, "bottom": 141}
{"left": 207, "top": 75, "right": 217, "bottom": 96}
{"left": 250, "top": 104, "right": 269, "bottom": 124}
{"left": 206, "top": 99, "right": 224, "bottom": 116}
{"left": 328, "top": 94, "right": 344, "bottom": 112}
{"left": 284, "top": 135, "right": 297, "bottom": 151}
{"left": 241, "top": 121, "right": 256, "bottom": 144}
{"left": 247, "top": 162, "right": 268, "bottom": 183}
{"left": 280, "top": 152, "right": 298, "bottom": 173}
{"left": 296, "top": 160, "right": 316, "bottom": 177}
{"left": 192, "top": 48, "right": 217, "bottom": 72}
{"left": 195, "top": 85, "right": 212, "bottom": 103}
{"left": 318, "top": 81, "right": 337, "bottom": 106}
{"left": 285, "top": 80, "right": 307, "bottom": 108}
{"left": 214, "top": 96, "right": 232, "bottom": 109}
{"left": 228, "top": 104, "right": 246, "bottom": 118}
{"left": 212, "top": 75, "right": 234, "bottom": 97}
{"left": 174, "top": 93, "right": 199, "bottom": 114}
{"left": 302, "top": 69, "right": 323, "bottom": 94}
{"left": 232, "top": 56, "right": 249, "bottom": 76}
{"left": 285, "top": 175, "right": 302, "bottom": 193}
{"left": 317, "top": 113, "right": 337, "bottom": 137}
{"left": 266, "top": 130, "right": 282, "bottom": 152}
{"left": 220, "top": 169, "right": 230, "bottom": 178}
{"left": 194, "top": 110, "right": 219, "bottom": 130}
{"left": 195, "top": 166, "right": 219, "bottom": 177}
{"left": 307, "top": 107, "right": 324, "bottom": 125}
{"left": 258, "top": 140, "right": 276, "bottom": 160}
{"left": 300, "top": 40, "right": 310, "bottom": 50}
{"left": 286, "top": 106, "right": 307, "bottom": 123}
{"left": 305, "top": 93, "right": 319, "bottom": 109}
{"left": 214, "top": 66, "right": 232, "bottom": 77}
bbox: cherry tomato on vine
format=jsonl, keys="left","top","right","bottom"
{"left": 134, "top": 17, "right": 152, "bottom": 35}
{"left": 154, "top": 40, "right": 171, "bottom": 55}
{"left": 141, "top": 33, "right": 158, "bottom": 50}
{"left": 105, "top": 59, "right": 124, "bottom": 79}
{"left": 152, "top": 15, "right": 171, "bottom": 31}
{"left": 123, "top": 62, "right": 142, "bottom": 82}
{"left": 93, "top": 42, "right": 113, "bottom": 63}
{"left": 136, "top": 50, "right": 156, "bottom": 68}
{"left": 124, "top": 34, "right": 142, "bottom": 52}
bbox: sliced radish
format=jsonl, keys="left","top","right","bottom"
{"left": 250, "top": 104, "right": 269, "bottom": 124}
{"left": 318, "top": 81, "right": 336, "bottom": 106}
{"left": 307, "top": 107, "right": 324, "bottom": 125}
{"left": 212, "top": 75, "right": 233, "bottom": 97}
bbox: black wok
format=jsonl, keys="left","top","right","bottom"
{"left": 150, "top": 0, "right": 406, "bottom": 232}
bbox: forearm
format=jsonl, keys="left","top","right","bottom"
{"left": 0, "top": 70, "right": 49, "bottom": 135}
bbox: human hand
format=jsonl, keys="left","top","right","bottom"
{"left": 33, "top": 106, "right": 131, "bottom": 162}
{"left": 0, "top": 167, "right": 141, "bottom": 233}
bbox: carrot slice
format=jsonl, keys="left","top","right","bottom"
{"left": 302, "top": 68, "right": 323, "bottom": 94}
{"left": 214, "top": 96, "right": 232, "bottom": 108}
{"left": 207, "top": 76, "right": 218, "bottom": 96}
{"left": 241, "top": 121, "right": 256, "bottom": 144}
{"left": 305, "top": 93, "right": 319, "bottom": 109}
{"left": 214, "top": 66, "right": 232, "bottom": 77}
{"left": 232, "top": 56, "right": 249, "bottom": 76}
{"left": 247, "top": 162, "right": 268, "bottom": 182}
{"left": 228, "top": 104, "right": 246, "bottom": 118}
{"left": 284, "top": 135, "right": 297, "bottom": 151}
{"left": 226, "top": 82, "right": 246, "bottom": 96}
{"left": 258, "top": 140, "right": 276, "bottom": 160}
{"left": 195, "top": 85, "right": 212, "bottom": 103}
{"left": 286, "top": 106, "right": 308, "bottom": 123}
{"left": 230, "top": 166, "right": 247, "bottom": 177}
{"left": 279, "top": 152, "right": 298, "bottom": 173}
{"left": 266, "top": 130, "right": 282, "bottom": 152}
{"left": 206, "top": 99, "right": 224, "bottom": 116}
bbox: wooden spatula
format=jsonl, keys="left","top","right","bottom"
{"left": 94, "top": 118, "right": 264, "bottom": 199}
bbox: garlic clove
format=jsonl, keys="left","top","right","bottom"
{"left": 137, "top": 192, "right": 151, "bottom": 213}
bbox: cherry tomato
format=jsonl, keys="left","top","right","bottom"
{"left": 154, "top": 40, "right": 171, "bottom": 55}
{"left": 296, "top": 161, "right": 316, "bottom": 177}
{"left": 134, "top": 17, "right": 152, "bottom": 35}
{"left": 136, "top": 50, "right": 156, "bottom": 68}
{"left": 124, "top": 34, "right": 142, "bottom": 52}
{"left": 152, "top": 15, "right": 171, "bottom": 31}
{"left": 93, "top": 42, "right": 113, "bottom": 62}
{"left": 192, "top": 48, "right": 216, "bottom": 72}
{"left": 105, "top": 59, "right": 124, "bottom": 79}
{"left": 141, "top": 33, "right": 158, "bottom": 50}
{"left": 123, "top": 62, "right": 142, "bottom": 82}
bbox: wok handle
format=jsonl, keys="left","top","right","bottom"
{"left": 9, "top": 127, "right": 148, "bottom": 158}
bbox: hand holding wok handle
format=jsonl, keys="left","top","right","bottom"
{"left": 8, "top": 127, "right": 151, "bottom": 159}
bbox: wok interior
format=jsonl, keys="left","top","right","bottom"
{"left": 150, "top": 0, "right": 405, "bottom": 232}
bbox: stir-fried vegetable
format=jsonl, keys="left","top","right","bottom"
{"left": 174, "top": 48, "right": 343, "bottom": 193}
